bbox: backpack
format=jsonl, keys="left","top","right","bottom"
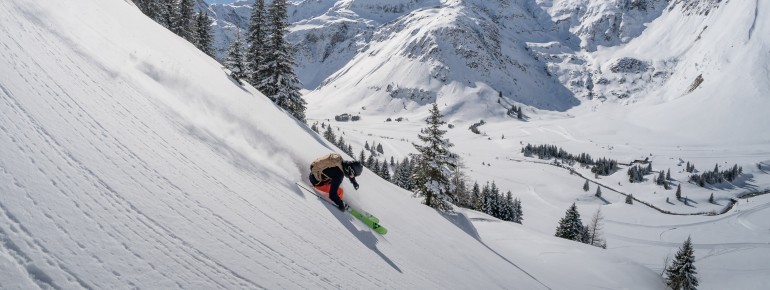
{"left": 310, "top": 153, "right": 344, "bottom": 182}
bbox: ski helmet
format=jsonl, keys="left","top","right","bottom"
{"left": 347, "top": 161, "right": 364, "bottom": 177}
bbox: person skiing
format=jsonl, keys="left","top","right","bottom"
{"left": 308, "top": 153, "right": 363, "bottom": 211}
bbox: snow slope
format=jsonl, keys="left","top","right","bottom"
{"left": 0, "top": 0, "right": 667, "bottom": 289}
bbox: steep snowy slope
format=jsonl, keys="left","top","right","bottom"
{"left": 0, "top": 0, "right": 666, "bottom": 289}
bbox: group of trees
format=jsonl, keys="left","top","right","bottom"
{"left": 228, "top": 0, "right": 305, "bottom": 122}
{"left": 134, "top": 0, "right": 305, "bottom": 122}
{"left": 454, "top": 182, "right": 523, "bottom": 223}
{"left": 627, "top": 164, "right": 653, "bottom": 183}
{"left": 522, "top": 144, "right": 618, "bottom": 176}
{"left": 554, "top": 204, "right": 606, "bottom": 248}
{"left": 507, "top": 104, "right": 524, "bottom": 120}
{"left": 689, "top": 163, "right": 743, "bottom": 187}
{"left": 134, "top": 0, "right": 214, "bottom": 56}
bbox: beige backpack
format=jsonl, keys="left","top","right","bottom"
{"left": 310, "top": 153, "right": 344, "bottom": 181}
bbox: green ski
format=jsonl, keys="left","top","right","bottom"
{"left": 297, "top": 182, "right": 387, "bottom": 235}
{"left": 349, "top": 208, "right": 387, "bottom": 235}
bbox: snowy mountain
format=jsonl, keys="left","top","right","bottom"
{"left": 2, "top": 0, "right": 770, "bottom": 289}
{"left": 0, "top": 0, "right": 679, "bottom": 289}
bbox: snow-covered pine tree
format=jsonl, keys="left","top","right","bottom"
{"left": 366, "top": 153, "right": 375, "bottom": 169}
{"left": 667, "top": 169, "right": 672, "bottom": 180}
{"left": 172, "top": 0, "right": 195, "bottom": 41}
{"left": 194, "top": 11, "right": 214, "bottom": 57}
{"left": 246, "top": 0, "right": 268, "bottom": 86}
{"left": 595, "top": 186, "right": 602, "bottom": 197}
{"left": 398, "top": 156, "right": 413, "bottom": 190}
{"left": 490, "top": 182, "right": 501, "bottom": 218}
{"left": 358, "top": 149, "right": 366, "bottom": 164}
{"left": 585, "top": 208, "right": 607, "bottom": 248}
{"left": 665, "top": 236, "right": 699, "bottom": 290}
{"left": 502, "top": 191, "right": 514, "bottom": 221}
{"left": 470, "top": 182, "right": 481, "bottom": 211}
{"left": 555, "top": 203, "right": 587, "bottom": 243}
{"left": 380, "top": 161, "right": 391, "bottom": 181}
{"left": 364, "top": 141, "right": 370, "bottom": 150}
{"left": 709, "top": 193, "right": 714, "bottom": 204}
{"left": 322, "top": 124, "right": 336, "bottom": 143}
{"left": 372, "top": 158, "right": 381, "bottom": 175}
{"left": 346, "top": 144, "right": 354, "bottom": 157}
{"left": 412, "top": 103, "right": 457, "bottom": 211}
{"left": 626, "top": 194, "right": 633, "bottom": 204}
{"left": 583, "top": 180, "right": 590, "bottom": 192}
{"left": 481, "top": 183, "right": 492, "bottom": 214}
{"left": 160, "top": 0, "right": 176, "bottom": 29}
{"left": 676, "top": 184, "right": 682, "bottom": 200}
{"left": 512, "top": 197, "right": 523, "bottom": 224}
{"left": 224, "top": 29, "right": 246, "bottom": 82}
{"left": 376, "top": 143, "right": 384, "bottom": 154}
{"left": 259, "top": 0, "right": 305, "bottom": 122}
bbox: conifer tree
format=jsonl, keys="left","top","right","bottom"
{"left": 555, "top": 203, "right": 587, "bottom": 243}
{"left": 259, "top": 0, "right": 305, "bottom": 122}
{"left": 359, "top": 149, "right": 366, "bottom": 164}
{"left": 666, "top": 169, "right": 672, "bottom": 180}
{"left": 366, "top": 154, "right": 376, "bottom": 169}
{"left": 626, "top": 194, "right": 633, "bottom": 204}
{"left": 225, "top": 29, "right": 246, "bottom": 82}
{"left": 322, "top": 124, "right": 336, "bottom": 143}
{"left": 583, "top": 180, "right": 590, "bottom": 192}
{"left": 246, "top": 0, "right": 268, "bottom": 86}
{"left": 709, "top": 193, "right": 714, "bottom": 204}
{"left": 585, "top": 208, "right": 607, "bottom": 248}
{"left": 365, "top": 141, "right": 370, "bottom": 150}
{"left": 172, "top": 0, "right": 195, "bottom": 41}
{"left": 502, "top": 191, "right": 514, "bottom": 221}
{"left": 676, "top": 184, "right": 682, "bottom": 200}
{"left": 160, "top": 0, "right": 176, "bottom": 29}
{"left": 377, "top": 143, "right": 384, "bottom": 154}
{"left": 380, "top": 161, "right": 391, "bottom": 181}
{"left": 397, "top": 156, "right": 413, "bottom": 190}
{"left": 194, "top": 11, "right": 215, "bottom": 57}
{"left": 470, "top": 182, "right": 481, "bottom": 211}
{"left": 595, "top": 186, "right": 602, "bottom": 197}
{"left": 412, "top": 103, "right": 457, "bottom": 211}
{"left": 665, "top": 236, "right": 699, "bottom": 290}
{"left": 512, "top": 197, "right": 523, "bottom": 224}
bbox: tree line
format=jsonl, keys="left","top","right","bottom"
{"left": 134, "top": 0, "right": 306, "bottom": 123}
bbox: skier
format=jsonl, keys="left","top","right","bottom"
{"left": 308, "top": 153, "right": 363, "bottom": 211}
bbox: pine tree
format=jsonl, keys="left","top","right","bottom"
{"left": 377, "top": 143, "right": 384, "bottom": 154}
{"left": 583, "top": 180, "right": 590, "bottom": 192}
{"left": 585, "top": 208, "right": 607, "bottom": 248}
{"left": 666, "top": 169, "right": 672, "bottom": 180}
{"left": 172, "top": 0, "right": 195, "bottom": 41}
{"left": 626, "top": 194, "right": 633, "bottom": 204}
{"left": 322, "top": 124, "right": 336, "bottom": 143}
{"left": 358, "top": 149, "right": 366, "bottom": 164}
{"left": 470, "top": 182, "right": 481, "bottom": 211}
{"left": 246, "top": 0, "right": 268, "bottom": 86}
{"left": 665, "top": 236, "right": 699, "bottom": 290}
{"left": 398, "top": 156, "right": 413, "bottom": 190}
{"left": 193, "top": 11, "right": 215, "bottom": 57}
{"left": 512, "top": 197, "right": 523, "bottom": 224}
{"left": 595, "top": 186, "right": 602, "bottom": 197}
{"left": 381, "top": 161, "right": 391, "bottom": 181}
{"left": 225, "top": 29, "right": 246, "bottom": 82}
{"left": 412, "top": 103, "right": 457, "bottom": 211}
{"left": 366, "top": 153, "right": 376, "bottom": 169}
{"left": 390, "top": 156, "right": 395, "bottom": 167}
{"left": 709, "top": 193, "right": 714, "bottom": 204}
{"left": 365, "top": 141, "right": 370, "bottom": 150}
{"left": 502, "top": 191, "right": 514, "bottom": 221}
{"left": 676, "top": 184, "right": 682, "bottom": 200}
{"left": 159, "top": 0, "right": 176, "bottom": 29}
{"left": 555, "top": 203, "right": 587, "bottom": 243}
{"left": 259, "top": 0, "right": 306, "bottom": 122}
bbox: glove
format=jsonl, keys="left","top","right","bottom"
{"left": 352, "top": 181, "right": 360, "bottom": 190}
